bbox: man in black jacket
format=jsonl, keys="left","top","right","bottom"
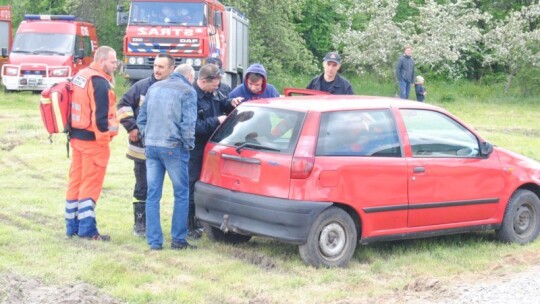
{"left": 307, "top": 52, "right": 354, "bottom": 95}
{"left": 187, "top": 64, "right": 242, "bottom": 239}
{"left": 117, "top": 53, "right": 175, "bottom": 237}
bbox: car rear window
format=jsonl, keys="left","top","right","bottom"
{"left": 316, "top": 109, "right": 402, "bottom": 157}
{"left": 210, "top": 106, "right": 306, "bottom": 154}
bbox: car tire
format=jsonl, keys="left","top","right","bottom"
{"left": 496, "top": 189, "right": 540, "bottom": 244}
{"left": 299, "top": 207, "right": 357, "bottom": 268}
{"left": 203, "top": 223, "right": 252, "bottom": 244}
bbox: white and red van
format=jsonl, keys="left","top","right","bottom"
{"left": 1, "top": 15, "right": 98, "bottom": 93}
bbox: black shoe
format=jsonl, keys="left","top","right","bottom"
{"left": 171, "top": 241, "right": 197, "bottom": 250}
{"left": 81, "top": 234, "right": 111, "bottom": 241}
{"left": 187, "top": 229, "right": 202, "bottom": 240}
{"left": 150, "top": 246, "right": 163, "bottom": 251}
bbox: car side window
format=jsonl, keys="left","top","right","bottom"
{"left": 316, "top": 109, "right": 401, "bottom": 157}
{"left": 401, "top": 109, "right": 480, "bottom": 157}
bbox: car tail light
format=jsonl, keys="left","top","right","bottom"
{"left": 291, "top": 135, "right": 316, "bottom": 179}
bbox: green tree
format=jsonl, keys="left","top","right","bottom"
{"left": 222, "top": 0, "right": 317, "bottom": 76}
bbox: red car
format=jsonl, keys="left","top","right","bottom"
{"left": 194, "top": 95, "right": 540, "bottom": 267}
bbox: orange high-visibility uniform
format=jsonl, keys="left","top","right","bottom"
{"left": 65, "top": 62, "right": 118, "bottom": 237}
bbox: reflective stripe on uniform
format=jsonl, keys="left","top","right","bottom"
{"left": 117, "top": 106, "right": 134, "bottom": 120}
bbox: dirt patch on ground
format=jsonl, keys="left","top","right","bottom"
{"left": 0, "top": 272, "right": 121, "bottom": 304}
{"left": 231, "top": 248, "right": 277, "bottom": 270}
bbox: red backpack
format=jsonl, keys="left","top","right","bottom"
{"left": 40, "top": 81, "right": 73, "bottom": 134}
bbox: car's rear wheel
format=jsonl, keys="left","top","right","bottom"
{"left": 496, "top": 189, "right": 540, "bottom": 244}
{"left": 299, "top": 207, "right": 357, "bottom": 268}
{"left": 202, "top": 223, "right": 252, "bottom": 244}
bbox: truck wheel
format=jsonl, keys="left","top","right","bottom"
{"left": 299, "top": 207, "right": 357, "bottom": 268}
{"left": 496, "top": 189, "right": 540, "bottom": 244}
{"left": 203, "top": 223, "right": 252, "bottom": 244}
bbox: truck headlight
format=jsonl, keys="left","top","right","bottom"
{"left": 5, "top": 67, "right": 18, "bottom": 76}
{"left": 136, "top": 57, "right": 144, "bottom": 65}
{"left": 51, "top": 68, "right": 69, "bottom": 77}
{"left": 186, "top": 58, "right": 194, "bottom": 66}
{"left": 193, "top": 59, "right": 202, "bottom": 67}
{"left": 128, "top": 57, "right": 137, "bottom": 65}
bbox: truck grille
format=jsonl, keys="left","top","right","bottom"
{"left": 128, "top": 42, "right": 201, "bottom": 54}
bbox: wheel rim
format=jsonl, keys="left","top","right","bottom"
{"left": 318, "top": 222, "right": 347, "bottom": 261}
{"left": 513, "top": 204, "right": 535, "bottom": 236}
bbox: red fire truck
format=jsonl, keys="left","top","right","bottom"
{"left": 1, "top": 15, "right": 99, "bottom": 93}
{"left": 117, "top": 0, "right": 249, "bottom": 87}
{"left": 0, "top": 5, "right": 12, "bottom": 79}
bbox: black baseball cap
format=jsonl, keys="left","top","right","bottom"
{"left": 324, "top": 52, "right": 341, "bottom": 64}
{"left": 206, "top": 57, "right": 223, "bottom": 74}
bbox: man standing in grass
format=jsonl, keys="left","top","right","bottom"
{"left": 396, "top": 46, "right": 415, "bottom": 99}
{"left": 307, "top": 52, "right": 354, "bottom": 95}
{"left": 137, "top": 64, "right": 198, "bottom": 251}
{"left": 117, "top": 53, "right": 175, "bottom": 238}
{"left": 65, "top": 46, "right": 118, "bottom": 241}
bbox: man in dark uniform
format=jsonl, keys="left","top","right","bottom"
{"left": 205, "top": 57, "right": 232, "bottom": 99}
{"left": 117, "top": 53, "right": 175, "bottom": 237}
{"left": 188, "top": 64, "right": 242, "bottom": 239}
{"left": 307, "top": 52, "right": 354, "bottom": 95}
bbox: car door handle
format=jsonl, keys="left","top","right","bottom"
{"left": 413, "top": 166, "right": 425, "bottom": 173}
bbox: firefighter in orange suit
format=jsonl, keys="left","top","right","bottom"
{"left": 65, "top": 46, "right": 119, "bottom": 241}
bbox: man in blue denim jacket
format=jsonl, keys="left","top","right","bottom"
{"left": 137, "top": 64, "right": 198, "bottom": 250}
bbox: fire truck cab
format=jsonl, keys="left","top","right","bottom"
{"left": 0, "top": 5, "right": 12, "bottom": 77}
{"left": 1, "top": 15, "right": 99, "bottom": 93}
{"left": 117, "top": 0, "right": 249, "bottom": 88}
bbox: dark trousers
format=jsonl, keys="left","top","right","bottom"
{"left": 188, "top": 147, "right": 204, "bottom": 229}
{"left": 133, "top": 160, "right": 147, "bottom": 201}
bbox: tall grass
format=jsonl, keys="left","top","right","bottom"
{"left": 0, "top": 75, "right": 539, "bottom": 303}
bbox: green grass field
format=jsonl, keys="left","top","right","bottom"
{"left": 0, "top": 76, "right": 539, "bottom": 303}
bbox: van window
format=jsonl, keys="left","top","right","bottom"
{"left": 316, "top": 109, "right": 401, "bottom": 157}
{"left": 12, "top": 33, "right": 75, "bottom": 55}
{"left": 211, "top": 106, "right": 306, "bottom": 154}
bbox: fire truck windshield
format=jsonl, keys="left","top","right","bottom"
{"left": 12, "top": 33, "right": 75, "bottom": 55}
{"left": 129, "top": 2, "right": 207, "bottom": 26}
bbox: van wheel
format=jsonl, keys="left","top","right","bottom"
{"left": 203, "top": 223, "right": 252, "bottom": 244}
{"left": 299, "top": 207, "right": 357, "bottom": 268}
{"left": 496, "top": 189, "right": 540, "bottom": 244}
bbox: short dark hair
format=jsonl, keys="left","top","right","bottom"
{"left": 198, "top": 64, "right": 220, "bottom": 81}
{"left": 156, "top": 53, "right": 175, "bottom": 68}
{"left": 247, "top": 73, "right": 263, "bottom": 83}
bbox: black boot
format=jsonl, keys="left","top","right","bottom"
{"left": 133, "top": 202, "right": 146, "bottom": 237}
{"left": 187, "top": 210, "right": 202, "bottom": 240}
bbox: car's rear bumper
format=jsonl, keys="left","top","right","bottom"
{"left": 195, "top": 182, "right": 332, "bottom": 244}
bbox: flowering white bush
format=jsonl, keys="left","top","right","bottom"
{"left": 334, "top": 0, "right": 539, "bottom": 84}
{"left": 483, "top": 3, "right": 540, "bottom": 91}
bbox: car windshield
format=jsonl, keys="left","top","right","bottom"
{"left": 12, "top": 33, "right": 75, "bottom": 55}
{"left": 211, "top": 106, "right": 306, "bottom": 154}
{"left": 128, "top": 1, "right": 207, "bottom": 26}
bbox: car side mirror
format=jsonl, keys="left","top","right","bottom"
{"left": 74, "top": 48, "right": 85, "bottom": 60}
{"left": 117, "top": 5, "right": 128, "bottom": 26}
{"left": 480, "top": 141, "right": 494, "bottom": 156}
{"left": 214, "top": 11, "right": 222, "bottom": 28}
{"left": 1, "top": 48, "right": 7, "bottom": 58}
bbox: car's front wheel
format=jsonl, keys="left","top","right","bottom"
{"left": 299, "top": 207, "right": 357, "bottom": 268}
{"left": 203, "top": 223, "right": 252, "bottom": 244}
{"left": 496, "top": 189, "right": 540, "bottom": 244}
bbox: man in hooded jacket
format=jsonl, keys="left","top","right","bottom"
{"left": 228, "top": 63, "right": 280, "bottom": 101}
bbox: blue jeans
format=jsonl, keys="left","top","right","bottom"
{"left": 145, "top": 145, "right": 190, "bottom": 249}
{"left": 399, "top": 80, "right": 411, "bottom": 99}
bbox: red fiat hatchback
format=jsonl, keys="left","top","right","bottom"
{"left": 194, "top": 95, "right": 540, "bottom": 267}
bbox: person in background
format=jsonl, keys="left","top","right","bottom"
{"left": 205, "top": 57, "right": 232, "bottom": 99}
{"left": 137, "top": 64, "right": 197, "bottom": 251}
{"left": 306, "top": 51, "right": 354, "bottom": 95}
{"left": 415, "top": 75, "right": 427, "bottom": 102}
{"left": 228, "top": 63, "right": 280, "bottom": 101}
{"left": 396, "top": 45, "right": 415, "bottom": 99}
{"left": 188, "top": 64, "right": 242, "bottom": 239}
{"left": 65, "top": 46, "right": 119, "bottom": 241}
{"left": 117, "top": 53, "right": 175, "bottom": 237}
